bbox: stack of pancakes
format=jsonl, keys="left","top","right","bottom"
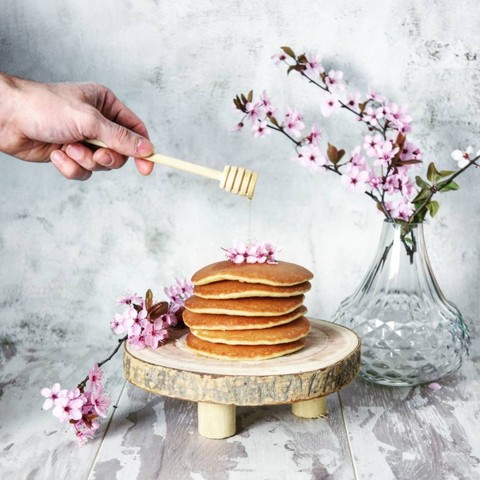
{"left": 184, "top": 261, "right": 313, "bottom": 361}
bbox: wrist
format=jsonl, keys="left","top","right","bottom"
{"left": 0, "top": 73, "right": 27, "bottom": 154}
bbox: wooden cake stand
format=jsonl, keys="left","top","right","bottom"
{"left": 124, "top": 319, "right": 360, "bottom": 439}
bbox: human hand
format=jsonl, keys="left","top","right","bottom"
{"left": 0, "top": 73, "right": 154, "bottom": 180}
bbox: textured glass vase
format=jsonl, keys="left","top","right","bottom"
{"left": 331, "top": 220, "right": 470, "bottom": 386}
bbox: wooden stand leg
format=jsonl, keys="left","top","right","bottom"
{"left": 197, "top": 402, "right": 236, "bottom": 439}
{"left": 292, "top": 396, "right": 327, "bottom": 418}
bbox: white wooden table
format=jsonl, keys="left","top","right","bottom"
{"left": 1, "top": 323, "right": 479, "bottom": 480}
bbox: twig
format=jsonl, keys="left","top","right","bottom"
{"left": 409, "top": 155, "right": 479, "bottom": 223}
{"left": 77, "top": 335, "right": 128, "bottom": 390}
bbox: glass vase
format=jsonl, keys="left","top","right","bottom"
{"left": 331, "top": 220, "right": 470, "bottom": 386}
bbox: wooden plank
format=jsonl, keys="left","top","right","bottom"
{"left": 90, "top": 384, "right": 356, "bottom": 479}
{"left": 0, "top": 343, "right": 125, "bottom": 480}
{"left": 340, "top": 325, "right": 480, "bottom": 479}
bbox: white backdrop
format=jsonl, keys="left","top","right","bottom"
{"left": 1, "top": 0, "right": 479, "bottom": 347}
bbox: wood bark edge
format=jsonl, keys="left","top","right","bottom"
{"left": 123, "top": 341, "right": 361, "bottom": 406}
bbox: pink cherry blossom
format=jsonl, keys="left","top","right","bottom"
{"left": 41, "top": 383, "right": 67, "bottom": 410}
{"left": 271, "top": 52, "right": 287, "bottom": 65}
{"left": 399, "top": 174, "right": 416, "bottom": 198}
{"left": 374, "top": 140, "right": 399, "bottom": 166}
{"left": 52, "top": 393, "right": 85, "bottom": 423}
{"left": 349, "top": 147, "right": 367, "bottom": 170}
{"left": 305, "top": 124, "right": 322, "bottom": 146}
{"left": 245, "top": 102, "right": 263, "bottom": 123}
{"left": 427, "top": 382, "right": 442, "bottom": 391}
{"left": 346, "top": 92, "right": 361, "bottom": 111}
{"left": 377, "top": 103, "right": 390, "bottom": 117}
{"left": 383, "top": 174, "right": 401, "bottom": 194}
{"left": 304, "top": 52, "right": 324, "bottom": 77}
{"left": 400, "top": 141, "right": 422, "bottom": 161}
{"left": 259, "top": 90, "right": 271, "bottom": 108}
{"left": 116, "top": 293, "right": 143, "bottom": 307}
{"left": 163, "top": 277, "right": 192, "bottom": 314}
{"left": 144, "top": 320, "right": 170, "bottom": 349}
{"left": 224, "top": 242, "right": 259, "bottom": 264}
{"left": 398, "top": 123, "right": 412, "bottom": 134}
{"left": 88, "top": 364, "right": 103, "bottom": 392}
{"left": 363, "top": 134, "right": 383, "bottom": 157}
{"left": 223, "top": 241, "right": 281, "bottom": 264}
{"left": 259, "top": 90, "right": 277, "bottom": 117}
{"left": 385, "top": 198, "right": 414, "bottom": 221}
{"left": 295, "top": 145, "right": 327, "bottom": 172}
{"left": 385, "top": 102, "right": 412, "bottom": 130}
{"left": 128, "top": 332, "right": 148, "bottom": 350}
{"left": 367, "top": 88, "right": 386, "bottom": 103}
{"left": 87, "top": 387, "right": 110, "bottom": 418}
{"left": 162, "top": 311, "right": 179, "bottom": 326}
{"left": 260, "top": 242, "right": 282, "bottom": 264}
{"left": 74, "top": 419, "right": 100, "bottom": 446}
{"left": 320, "top": 94, "right": 340, "bottom": 117}
{"left": 230, "top": 122, "right": 244, "bottom": 133}
{"left": 110, "top": 313, "right": 126, "bottom": 335}
{"left": 124, "top": 308, "right": 148, "bottom": 337}
{"left": 368, "top": 174, "right": 383, "bottom": 191}
{"left": 175, "top": 278, "right": 194, "bottom": 298}
{"left": 252, "top": 120, "right": 270, "bottom": 138}
{"left": 283, "top": 109, "right": 305, "bottom": 137}
{"left": 363, "top": 106, "right": 382, "bottom": 125}
{"left": 341, "top": 165, "right": 370, "bottom": 192}
{"left": 164, "top": 285, "right": 181, "bottom": 304}
{"left": 325, "top": 70, "right": 344, "bottom": 92}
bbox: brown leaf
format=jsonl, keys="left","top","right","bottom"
{"left": 327, "top": 143, "right": 339, "bottom": 164}
{"left": 281, "top": 46, "right": 296, "bottom": 59}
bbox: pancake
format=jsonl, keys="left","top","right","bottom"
{"left": 191, "top": 317, "right": 310, "bottom": 345}
{"left": 192, "top": 261, "right": 313, "bottom": 287}
{"left": 186, "top": 333, "right": 306, "bottom": 360}
{"left": 194, "top": 280, "right": 311, "bottom": 299}
{"left": 185, "top": 295, "right": 304, "bottom": 316}
{"left": 183, "top": 305, "right": 308, "bottom": 330}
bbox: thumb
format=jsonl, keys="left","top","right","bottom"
{"left": 95, "top": 118, "right": 154, "bottom": 158}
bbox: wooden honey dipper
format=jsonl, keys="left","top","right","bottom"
{"left": 85, "top": 139, "right": 258, "bottom": 200}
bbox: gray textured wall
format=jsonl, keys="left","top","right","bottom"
{"left": 1, "top": 0, "right": 479, "bottom": 347}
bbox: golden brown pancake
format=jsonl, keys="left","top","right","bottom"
{"left": 183, "top": 305, "right": 308, "bottom": 330}
{"left": 194, "top": 280, "right": 311, "bottom": 299}
{"left": 191, "top": 317, "right": 310, "bottom": 345}
{"left": 185, "top": 295, "right": 304, "bottom": 316}
{"left": 192, "top": 261, "right": 313, "bottom": 286}
{"left": 186, "top": 333, "right": 306, "bottom": 360}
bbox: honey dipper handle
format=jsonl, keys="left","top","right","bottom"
{"left": 84, "top": 139, "right": 223, "bottom": 181}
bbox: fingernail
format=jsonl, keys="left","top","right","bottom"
{"left": 50, "top": 151, "right": 64, "bottom": 164}
{"left": 66, "top": 144, "right": 83, "bottom": 161}
{"left": 101, "top": 152, "right": 115, "bottom": 167}
{"left": 136, "top": 138, "right": 153, "bottom": 156}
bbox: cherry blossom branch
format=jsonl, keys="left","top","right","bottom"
{"left": 77, "top": 336, "right": 128, "bottom": 391}
{"left": 41, "top": 279, "right": 194, "bottom": 446}
{"left": 296, "top": 68, "right": 386, "bottom": 138}
{"left": 233, "top": 46, "right": 478, "bottom": 227}
{"left": 409, "top": 155, "right": 479, "bottom": 224}
{"left": 267, "top": 124, "right": 301, "bottom": 146}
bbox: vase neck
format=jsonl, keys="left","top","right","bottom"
{"left": 361, "top": 221, "right": 438, "bottom": 293}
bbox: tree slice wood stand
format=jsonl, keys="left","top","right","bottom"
{"left": 124, "top": 319, "right": 361, "bottom": 439}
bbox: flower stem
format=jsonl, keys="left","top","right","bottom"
{"left": 77, "top": 335, "right": 128, "bottom": 390}
{"left": 408, "top": 156, "right": 479, "bottom": 223}
{"left": 298, "top": 70, "right": 386, "bottom": 137}
{"left": 266, "top": 124, "right": 302, "bottom": 146}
